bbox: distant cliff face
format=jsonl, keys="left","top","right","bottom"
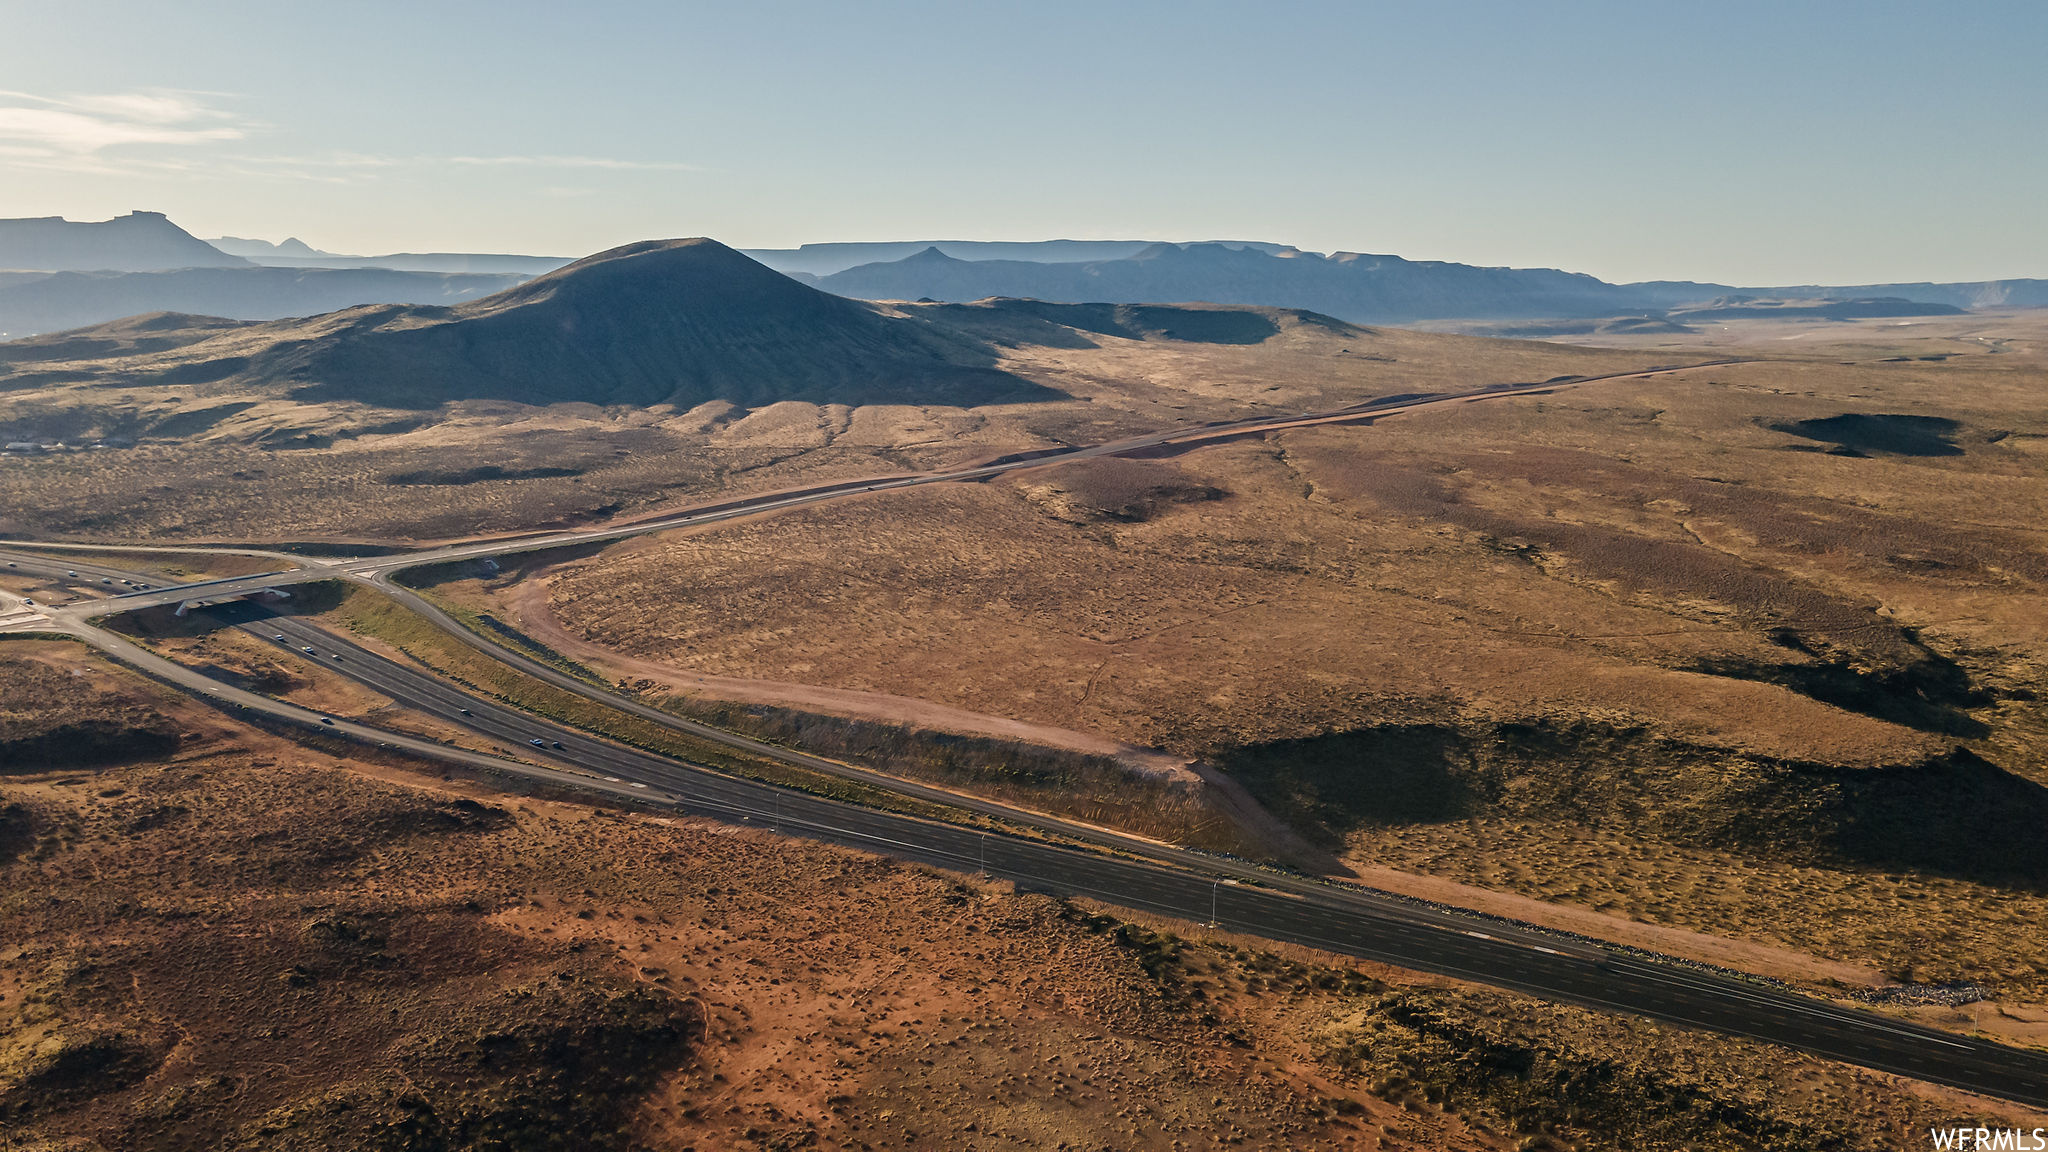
{"left": 0, "top": 211, "right": 248, "bottom": 273}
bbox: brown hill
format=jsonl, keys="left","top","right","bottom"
{"left": 236, "top": 238, "right": 1058, "bottom": 409}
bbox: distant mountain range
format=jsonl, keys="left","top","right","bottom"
{"left": 0, "top": 211, "right": 2042, "bottom": 340}
{"left": 0, "top": 267, "right": 531, "bottom": 340}
{"left": 0, "top": 213, "right": 538, "bottom": 337}
{"left": 0, "top": 211, "right": 248, "bottom": 273}
{"left": 808, "top": 243, "right": 2045, "bottom": 325}
{"left": 207, "top": 235, "right": 573, "bottom": 276}
{"left": 738, "top": 240, "right": 1296, "bottom": 278}
{"left": 0, "top": 239, "right": 1064, "bottom": 411}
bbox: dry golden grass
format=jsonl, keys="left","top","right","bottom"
{"left": 535, "top": 442, "right": 1954, "bottom": 763}
{"left": 494, "top": 316, "right": 2048, "bottom": 997}
{"left": 2, "top": 643, "right": 2029, "bottom": 1150}
{"left": 1354, "top": 817, "right": 2048, "bottom": 991}
{"left": 0, "top": 314, "right": 1674, "bottom": 542}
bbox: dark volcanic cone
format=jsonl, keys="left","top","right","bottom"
{"left": 263, "top": 238, "right": 1054, "bottom": 408}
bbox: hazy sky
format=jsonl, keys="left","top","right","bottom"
{"left": 1, "top": 0, "right": 2041, "bottom": 284}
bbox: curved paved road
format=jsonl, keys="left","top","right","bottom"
{"left": 8, "top": 362, "right": 2048, "bottom": 1107}
{"left": 9, "top": 552, "right": 2046, "bottom": 1108}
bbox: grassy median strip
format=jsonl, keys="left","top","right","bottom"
{"left": 407, "top": 591, "right": 612, "bottom": 688}
{"left": 322, "top": 584, "right": 974, "bottom": 824}
{"left": 393, "top": 582, "right": 1263, "bottom": 855}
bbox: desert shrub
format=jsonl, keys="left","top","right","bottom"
{"left": 0, "top": 656, "right": 180, "bottom": 771}
{"left": 1322, "top": 990, "right": 1852, "bottom": 1152}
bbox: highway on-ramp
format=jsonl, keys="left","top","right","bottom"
{"left": 7, "top": 363, "right": 2048, "bottom": 1107}
{"left": 8, "top": 571, "right": 2047, "bottom": 1108}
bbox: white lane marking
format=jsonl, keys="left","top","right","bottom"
{"left": 1603, "top": 958, "right": 1974, "bottom": 1049}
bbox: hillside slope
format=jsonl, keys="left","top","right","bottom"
{"left": 0, "top": 643, "right": 2008, "bottom": 1151}
{"left": 199, "top": 238, "right": 1056, "bottom": 409}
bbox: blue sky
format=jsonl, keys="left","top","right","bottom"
{"left": 1, "top": 0, "right": 2041, "bottom": 283}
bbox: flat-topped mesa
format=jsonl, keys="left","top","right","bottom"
{"left": 0, "top": 210, "right": 251, "bottom": 273}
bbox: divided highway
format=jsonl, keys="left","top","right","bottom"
{"left": 7, "top": 363, "right": 2048, "bottom": 1108}
{"left": 6, "top": 550, "right": 2048, "bottom": 1107}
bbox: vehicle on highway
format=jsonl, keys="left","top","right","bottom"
{"left": 331, "top": 654, "right": 343, "bottom": 661}
{"left": 528, "top": 738, "right": 547, "bottom": 747}
{"left": 273, "top": 634, "right": 286, "bottom": 641}
{"left": 66, "top": 570, "right": 77, "bottom": 577}
{"left": 319, "top": 717, "right": 335, "bottom": 725}
{"left": 4, "top": 561, "right": 15, "bottom": 567}
{"left": 552, "top": 740, "right": 565, "bottom": 749}
{"left": 301, "top": 646, "right": 316, "bottom": 654}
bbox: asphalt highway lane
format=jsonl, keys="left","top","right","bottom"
{"left": 101, "top": 605, "right": 2048, "bottom": 1109}
{"left": 9, "top": 359, "right": 2048, "bottom": 1106}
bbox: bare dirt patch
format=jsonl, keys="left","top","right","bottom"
{"left": 504, "top": 330, "right": 2048, "bottom": 996}
{"left": 3, "top": 646, "right": 2032, "bottom": 1150}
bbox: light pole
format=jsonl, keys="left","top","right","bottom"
{"left": 1209, "top": 878, "right": 1238, "bottom": 929}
